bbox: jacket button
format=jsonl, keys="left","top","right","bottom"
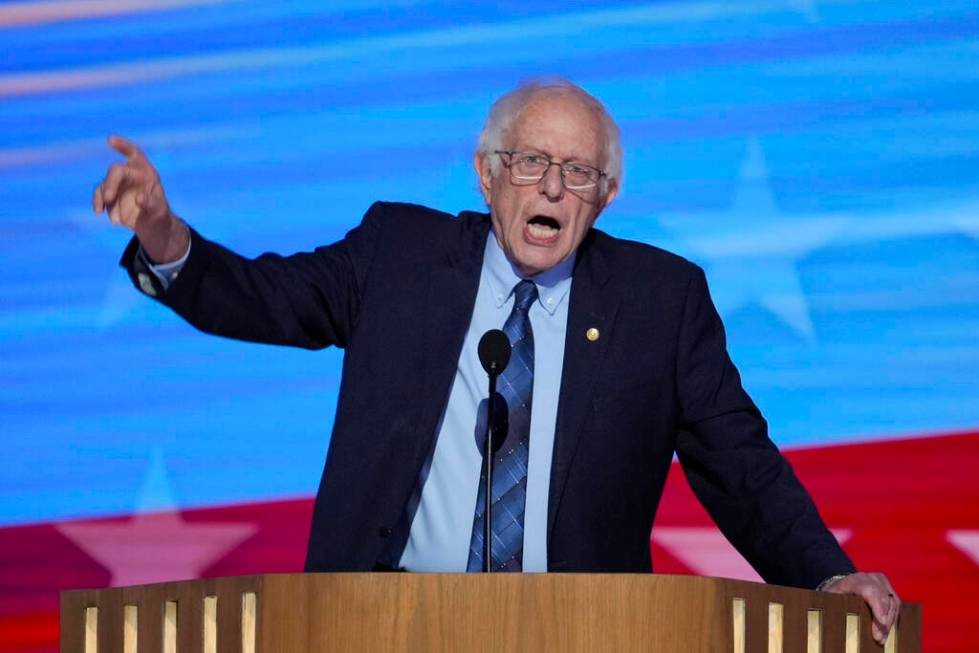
{"left": 378, "top": 526, "right": 392, "bottom": 538}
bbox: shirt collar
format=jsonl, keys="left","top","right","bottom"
{"left": 484, "top": 229, "right": 575, "bottom": 316}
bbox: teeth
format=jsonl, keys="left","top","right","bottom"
{"left": 527, "top": 222, "right": 559, "bottom": 238}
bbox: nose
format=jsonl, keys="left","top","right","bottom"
{"left": 539, "top": 163, "right": 564, "bottom": 201}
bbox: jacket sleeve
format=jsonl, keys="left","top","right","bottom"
{"left": 672, "top": 266, "right": 855, "bottom": 588}
{"left": 119, "top": 202, "right": 387, "bottom": 350}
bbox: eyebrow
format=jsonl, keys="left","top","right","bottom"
{"left": 513, "top": 148, "right": 599, "bottom": 167}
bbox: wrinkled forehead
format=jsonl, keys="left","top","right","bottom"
{"left": 505, "top": 89, "right": 605, "bottom": 158}
{"left": 510, "top": 88, "right": 603, "bottom": 133}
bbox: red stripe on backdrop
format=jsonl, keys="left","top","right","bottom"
{"left": 1, "top": 431, "right": 976, "bottom": 652}
{"left": 0, "top": 613, "right": 59, "bottom": 653}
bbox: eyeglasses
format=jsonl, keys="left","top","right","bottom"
{"left": 496, "top": 150, "right": 606, "bottom": 191}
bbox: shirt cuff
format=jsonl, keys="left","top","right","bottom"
{"left": 138, "top": 241, "right": 191, "bottom": 291}
{"left": 816, "top": 573, "right": 850, "bottom": 592}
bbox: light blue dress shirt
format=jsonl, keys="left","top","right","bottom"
{"left": 398, "top": 232, "right": 573, "bottom": 572}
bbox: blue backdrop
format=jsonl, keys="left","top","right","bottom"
{"left": 2, "top": 0, "right": 978, "bottom": 526}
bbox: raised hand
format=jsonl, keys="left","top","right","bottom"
{"left": 93, "top": 135, "right": 189, "bottom": 263}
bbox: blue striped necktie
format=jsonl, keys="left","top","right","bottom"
{"left": 467, "top": 279, "right": 537, "bottom": 572}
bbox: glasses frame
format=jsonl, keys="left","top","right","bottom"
{"left": 495, "top": 150, "right": 607, "bottom": 192}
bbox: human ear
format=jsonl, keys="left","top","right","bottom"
{"left": 474, "top": 152, "right": 493, "bottom": 204}
{"left": 602, "top": 178, "right": 619, "bottom": 209}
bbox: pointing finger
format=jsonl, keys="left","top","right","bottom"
{"left": 107, "top": 135, "right": 149, "bottom": 166}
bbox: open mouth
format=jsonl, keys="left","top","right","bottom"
{"left": 526, "top": 215, "right": 561, "bottom": 240}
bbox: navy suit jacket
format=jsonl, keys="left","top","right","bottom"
{"left": 122, "top": 201, "right": 854, "bottom": 588}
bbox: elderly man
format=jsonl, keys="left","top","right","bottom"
{"left": 94, "top": 79, "right": 900, "bottom": 642}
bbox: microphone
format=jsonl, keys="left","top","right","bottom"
{"left": 476, "top": 329, "right": 511, "bottom": 572}
{"left": 478, "top": 329, "right": 510, "bottom": 452}
{"left": 478, "top": 328, "right": 511, "bottom": 376}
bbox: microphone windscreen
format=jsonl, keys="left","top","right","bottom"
{"left": 477, "top": 329, "right": 511, "bottom": 375}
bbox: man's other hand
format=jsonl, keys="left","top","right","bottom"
{"left": 93, "top": 135, "right": 188, "bottom": 263}
{"left": 823, "top": 572, "right": 900, "bottom": 645}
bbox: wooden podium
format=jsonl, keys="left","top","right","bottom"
{"left": 61, "top": 573, "right": 920, "bottom": 652}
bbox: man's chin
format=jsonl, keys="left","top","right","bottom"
{"left": 513, "top": 250, "right": 562, "bottom": 278}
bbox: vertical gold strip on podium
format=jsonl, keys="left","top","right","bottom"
{"left": 242, "top": 592, "right": 257, "bottom": 653}
{"left": 123, "top": 605, "right": 137, "bottom": 653}
{"left": 806, "top": 609, "right": 822, "bottom": 653}
{"left": 768, "top": 603, "right": 783, "bottom": 653}
{"left": 163, "top": 601, "right": 177, "bottom": 653}
{"left": 845, "top": 613, "right": 859, "bottom": 653}
{"left": 732, "top": 598, "right": 746, "bottom": 653}
{"left": 84, "top": 606, "right": 98, "bottom": 653}
{"left": 203, "top": 596, "right": 218, "bottom": 653}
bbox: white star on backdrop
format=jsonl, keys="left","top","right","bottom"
{"left": 57, "top": 449, "right": 256, "bottom": 587}
{"left": 658, "top": 137, "right": 849, "bottom": 341}
{"left": 947, "top": 530, "right": 979, "bottom": 567}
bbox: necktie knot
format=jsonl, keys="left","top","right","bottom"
{"left": 512, "top": 280, "right": 538, "bottom": 313}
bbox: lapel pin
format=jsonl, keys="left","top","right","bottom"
{"left": 586, "top": 327, "right": 600, "bottom": 342}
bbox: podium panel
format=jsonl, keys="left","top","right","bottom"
{"left": 62, "top": 573, "right": 921, "bottom": 652}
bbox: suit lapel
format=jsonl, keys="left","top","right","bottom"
{"left": 547, "top": 232, "right": 618, "bottom": 542}
{"left": 415, "top": 213, "right": 490, "bottom": 444}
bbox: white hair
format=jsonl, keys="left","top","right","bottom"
{"left": 476, "top": 78, "right": 623, "bottom": 190}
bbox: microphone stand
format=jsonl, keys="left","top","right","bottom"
{"left": 476, "top": 328, "right": 510, "bottom": 573}
{"left": 483, "top": 365, "right": 499, "bottom": 573}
